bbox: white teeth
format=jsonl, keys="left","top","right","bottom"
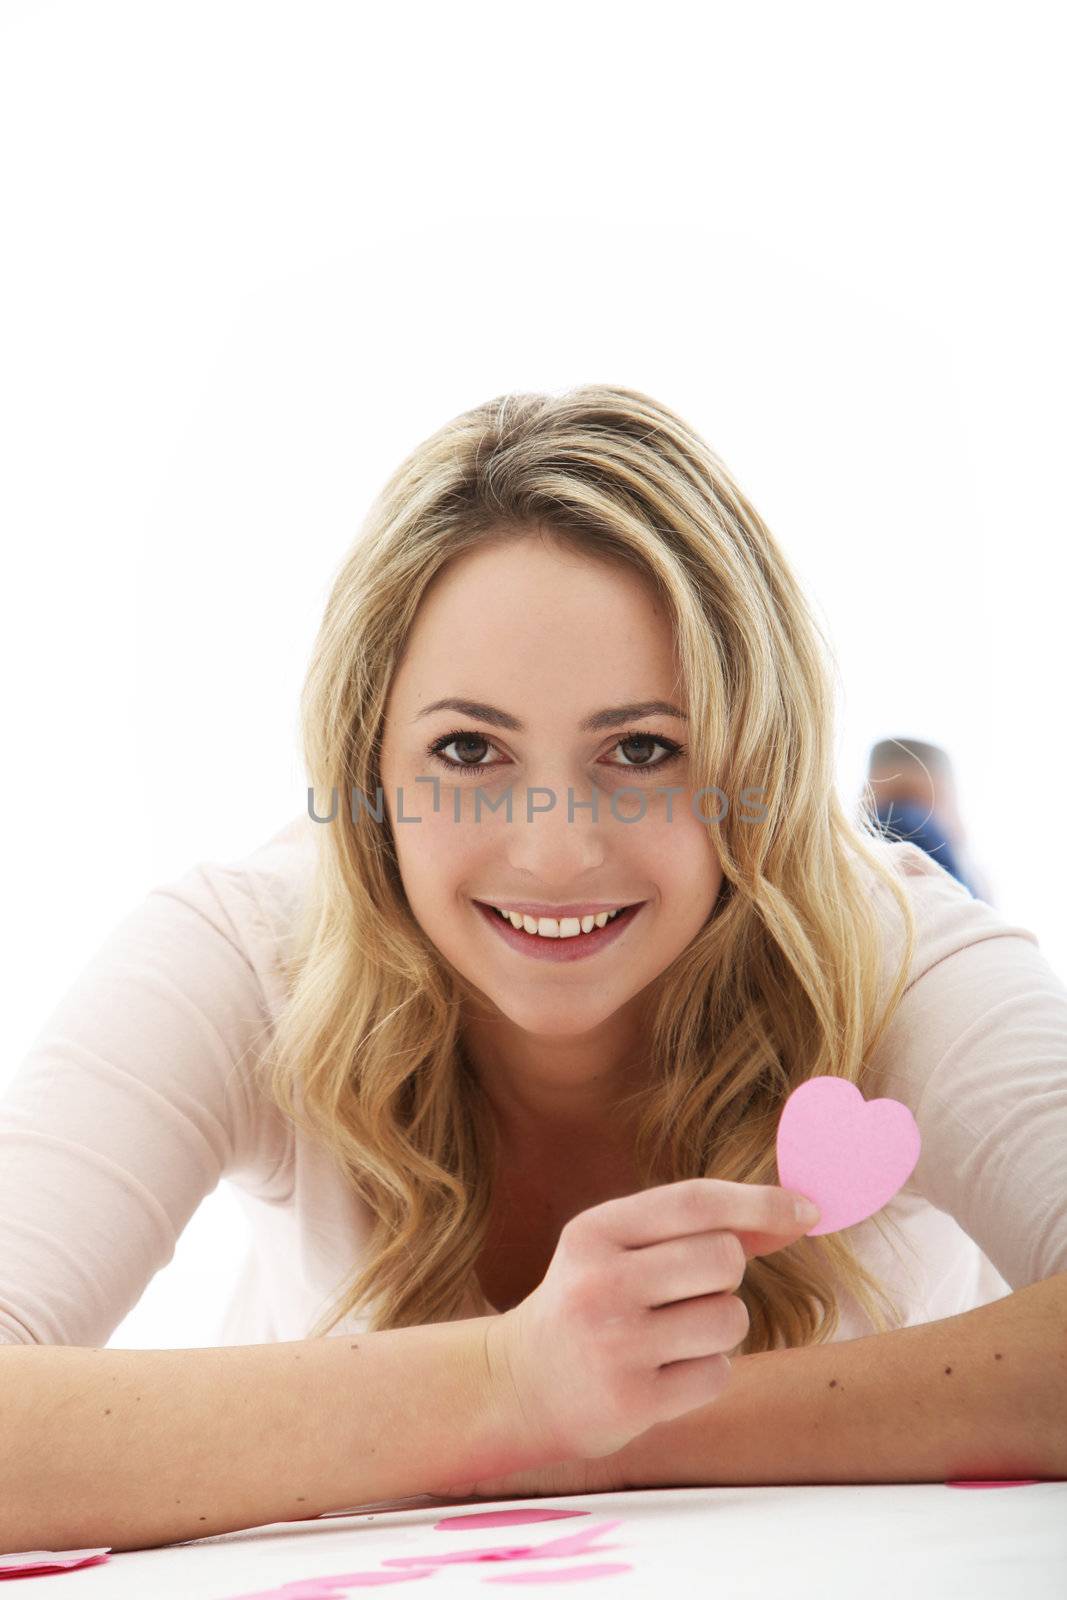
{"left": 492, "top": 904, "right": 627, "bottom": 938}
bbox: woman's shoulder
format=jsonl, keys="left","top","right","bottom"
{"left": 189, "top": 810, "right": 320, "bottom": 916}
{"left": 161, "top": 813, "right": 321, "bottom": 1018}
{"left": 859, "top": 837, "right": 1041, "bottom": 999}
{"left": 855, "top": 839, "right": 1067, "bottom": 1289}
{"left": 858, "top": 835, "right": 1060, "bottom": 1102}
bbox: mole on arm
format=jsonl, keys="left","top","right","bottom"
{"left": 944, "top": 1366, "right": 953, "bottom": 1376}
{"left": 828, "top": 1379, "right": 838, "bottom": 1388}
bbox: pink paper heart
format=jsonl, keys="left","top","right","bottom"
{"left": 776, "top": 1076, "right": 921, "bottom": 1235}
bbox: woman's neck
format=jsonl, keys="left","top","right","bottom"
{"left": 459, "top": 994, "right": 655, "bottom": 1141}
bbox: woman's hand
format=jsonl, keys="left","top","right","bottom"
{"left": 483, "top": 1177, "right": 818, "bottom": 1465}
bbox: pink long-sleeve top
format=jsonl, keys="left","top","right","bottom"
{"left": 2, "top": 815, "right": 1066, "bottom": 1349}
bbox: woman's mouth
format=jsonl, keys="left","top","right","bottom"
{"left": 471, "top": 898, "right": 646, "bottom": 962}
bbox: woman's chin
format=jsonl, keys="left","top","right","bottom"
{"left": 484, "top": 1002, "right": 634, "bottom": 1040}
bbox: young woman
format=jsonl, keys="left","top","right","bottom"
{"left": 2, "top": 385, "right": 1065, "bottom": 1551}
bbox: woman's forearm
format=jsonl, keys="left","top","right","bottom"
{"left": 0, "top": 1316, "right": 548, "bottom": 1553}
{"left": 616, "top": 1271, "right": 1067, "bottom": 1487}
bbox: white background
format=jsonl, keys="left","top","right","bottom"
{"left": 1, "top": 1, "right": 1063, "bottom": 1349}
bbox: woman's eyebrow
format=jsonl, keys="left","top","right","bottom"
{"left": 413, "top": 697, "right": 688, "bottom": 733}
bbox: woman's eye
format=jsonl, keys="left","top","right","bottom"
{"left": 426, "top": 729, "right": 685, "bottom": 775}
{"left": 431, "top": 733, "right": 496, "bottom": 769}
{"left": 613, "top": 734, "right": 680, "bottom": 768}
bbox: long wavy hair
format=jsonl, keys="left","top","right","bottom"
{"left": 260, "top": 383, "right": 918, "bottom": 1352}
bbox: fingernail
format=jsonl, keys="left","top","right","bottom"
{"left": 795, "top": 1197, "right": 821, "bottom": 1226}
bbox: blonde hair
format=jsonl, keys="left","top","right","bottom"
{"left": 261, "top": 383, "right": 918, "bottom": 1352}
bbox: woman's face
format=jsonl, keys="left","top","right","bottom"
{"left": 378, "top": 533, "right": 724, "bottom": 1040}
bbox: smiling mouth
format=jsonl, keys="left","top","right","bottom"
{"left": 474, "top": 901, "right": 643, "bottom": 935}
{"left": 471, "top": 896, "right": 647, "bottom": 958}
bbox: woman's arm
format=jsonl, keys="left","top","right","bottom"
{"left": 613, "top": 1271, "right": 1067, "bottom": 1487}
{"left": 452, "top": 1274, "right": 1067, "bottom": 1499}
{"left": 0, "top": 1316, "right": 557, "bottom": 1552}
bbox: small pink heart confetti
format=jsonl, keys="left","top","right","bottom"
{"left": 222, "top": 1575, "right": 433, "bottom": 1599}
{"left": 434, "top": 1509, "right": 589, "bottom": 1530}
{"left": 0, "top": 1549, "right": 110, "bottom": 1578}
{"left": 945, "top": 1479, "right": 1043, "bottom": 1489}
{"left": 776, "top": 1076, "right": 921, "bottom": 1235}
{"left": 380, "top": 1518, "right": 624, "bottom": 1568}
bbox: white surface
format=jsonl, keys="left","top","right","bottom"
{"left": 18, "top": 1485, "right": 1066, "bottom": 1598}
